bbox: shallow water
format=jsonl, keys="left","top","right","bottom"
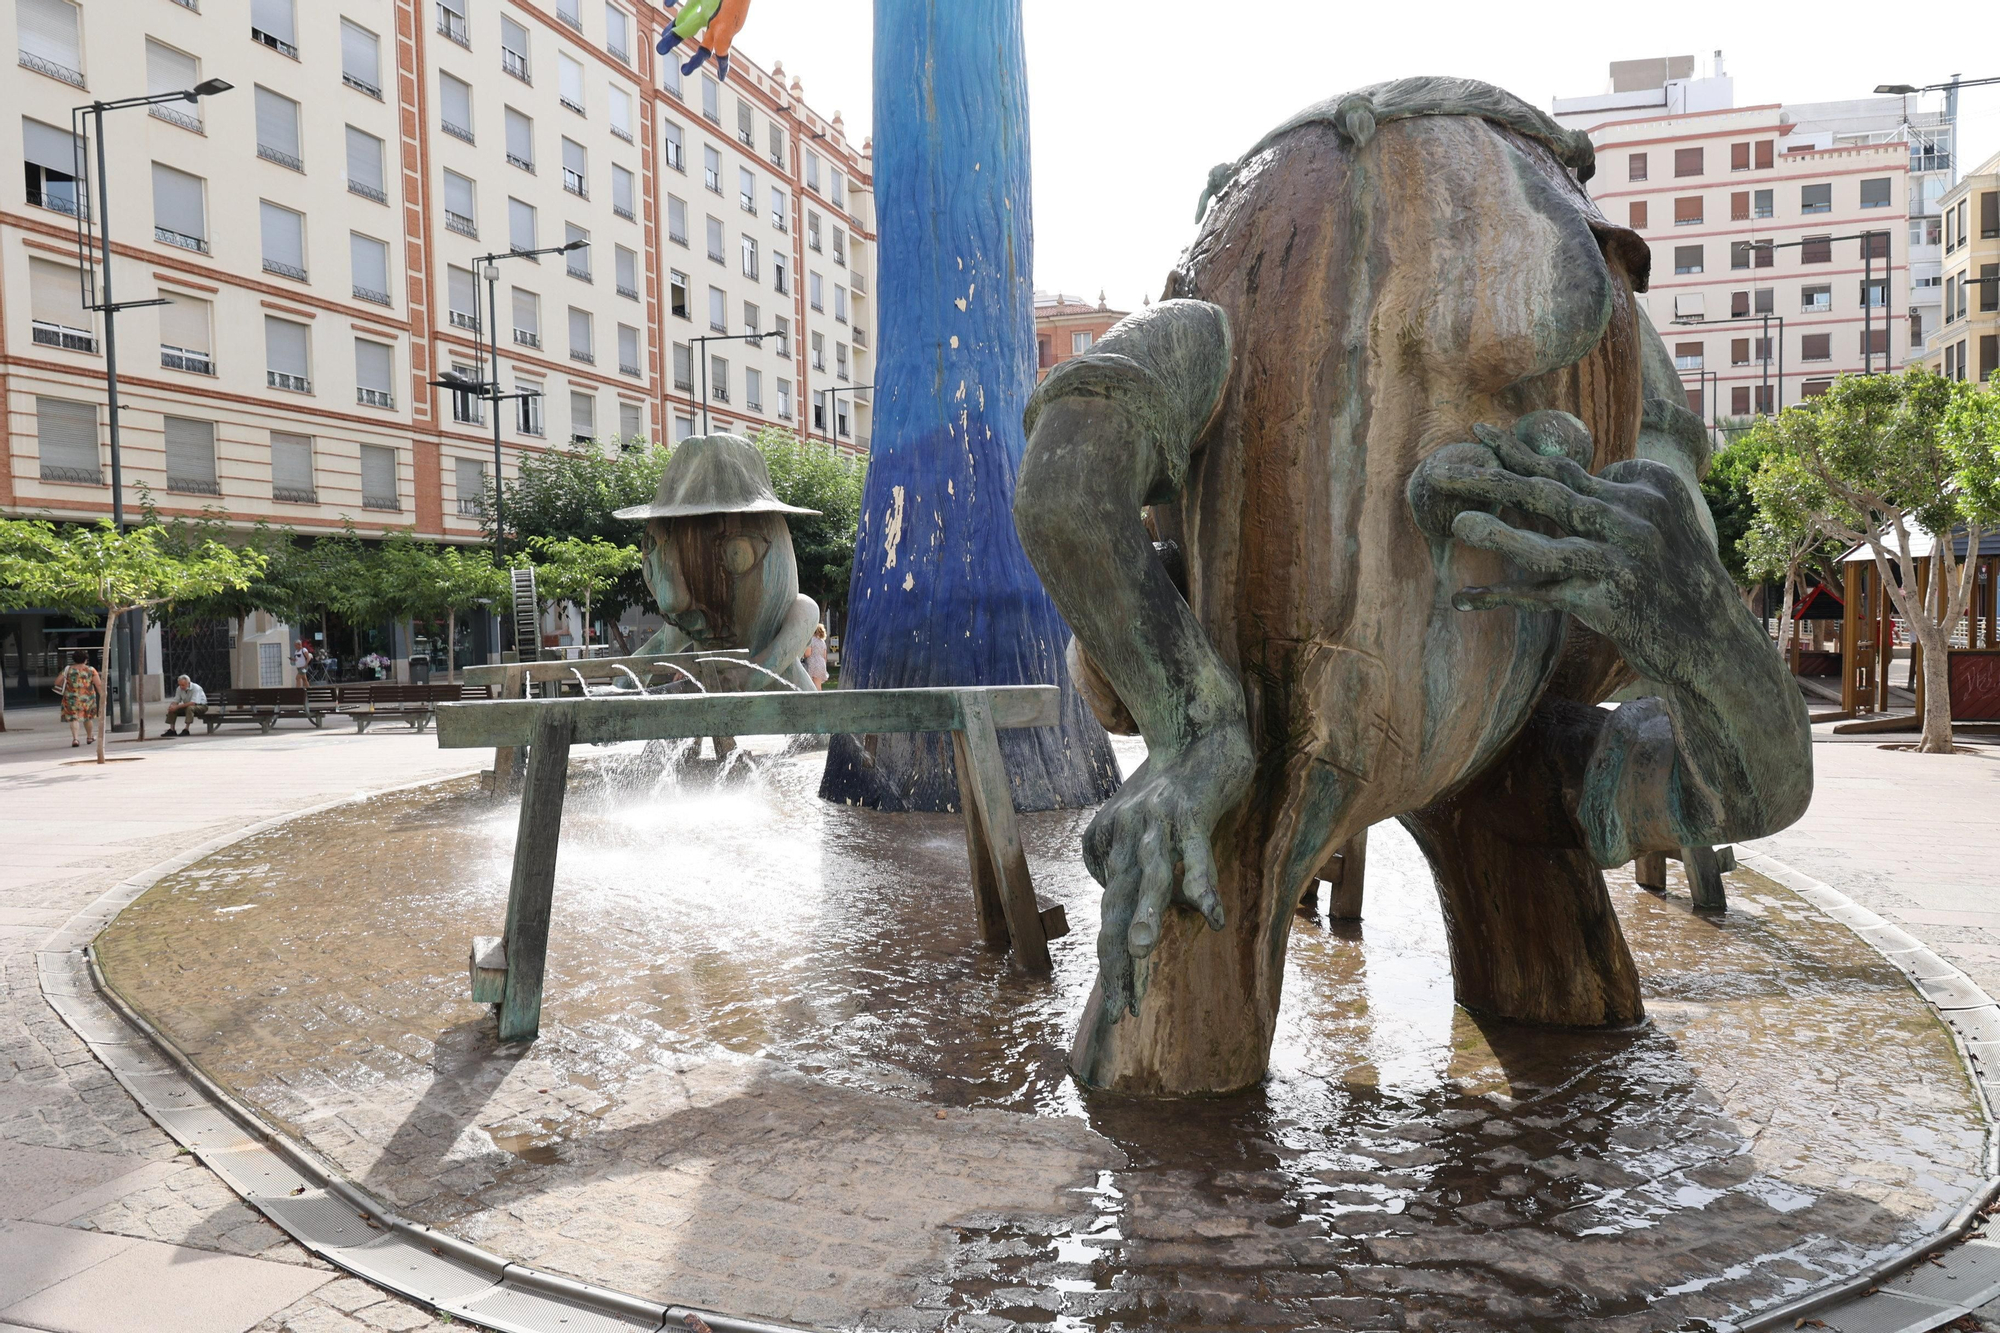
{"left": 98, "top": 739, "right": 1987, "bottom": 1331}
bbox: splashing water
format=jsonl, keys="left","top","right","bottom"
{"left": 697, "top": 657, "right": 802, "bottom": 692}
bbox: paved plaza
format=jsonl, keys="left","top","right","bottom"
{"left": 2, "top": 711, "right": 1999, "bottom": 1330}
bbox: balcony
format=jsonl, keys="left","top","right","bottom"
{"left": 357, "top": 387, "right": 395, "bottom": 408}
{"left": 32, "top": 322, "right": 97, "bottom": 353}
{"left": 39, "top": 463, "right": 102, "bottom": 484}
{"left": 613, "top": 201, "right": 634, "bottom": 221}
{"left": 502, "top": 49, "right": 529, "bottom": 82}
{"left": 559, "top": 95, "right": 584, "bottom": 115}
{"left": 442, "top": 120, "right": 474, "bottom": 145}
{"left": 28, "top": 185, "right": 84, "bottom": 219}
{"left": 263, "top": 258, "right": 308, "bottom": 282}
{"left": 436, "top": 6, "right": 469, "bottom": 47}
{"left": 258, "top": 144, "right": 304, "bottom": 172}
{"left": 616, "top": 283, "right": 638, "bottom": 300}
{"left": 609, "top": 41, "right": 630, "bottom": 63}
{"left": 343, "top": 72, "right": 382, "bottom": 99}
{"left": 711, "top": 384, "right": 729, "bottom": 403}
{"left": 354, "top": 284, "right": 392, "bottom": 307}
{"left": 21, "top": 50, "right": 85, "bottom": 87}
{"left": 150, "top": 103, "right": 202, "bottom": 133}
{"left": 557, "top": 6, "right": 582, "bottom": 31}
{"left": 251, "top": 27, "right": 298, "bottom": 59}
{"left": 457, "top": 496, "right": 482, "bottom": 515}
{"left": 570, "top": 348, "right": 595, "bottom": 364}
{"left": 508, "top": 152, "right": 535, "bottom": 173}
{"left": 563, "top": 170, "right": 586, "bottom": 197}
{"left": 160, "top": 344, "right": 213, "bottom": 374}
{"left": 449, "top": 310, "right": 479, "bottom": 330}
{"left": 267, "top": 370, "right": 311, "bottom": 392}
{"left": 620, "top": 362, "right": 640, "bottom": 377}
{"left": 611, "top": 124, "right": 632, "bottom": 143}
{"left": 444, "top": 211, "right": 477, "bottom": 238}
{"left": 851, "top": 326, "right": 866, "bottom": 348}
{"left": 362, "top": 491, "right": 401, "bottom": 511}
{"left": 348, "top": 179, "right": 387, "bottom": 205}
{"left": 167, "top": 476, "right": 222, "bottom": 496}
{"left": 155, "top": 226, "right": 209, "bottom": 254}
{"left": 567, "top": 260, "right": 591, "bottom": 281}
{"left": 274, "top": 486, "right": 318, "bottom": 504}
{"left": 514, "top": 329, "right": 540, "bottom": 348}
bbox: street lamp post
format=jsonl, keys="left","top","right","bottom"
{"left": 822, "top": 383, "right": 873, "bottom": 448}
{"left": 1750, "top": 233, "right": 1891, "bottom": 376}
{"left": 70, "top": 78, "right": 233, "bottom": 732}
{"left": 1875, "top": 75, "right": 2000, "bottom": 187}
{"left": 1670, "top": 312, "right": 1786, "bottom": 420}
{"left": 687, "top": 331, "right": 772, "bottom": 435}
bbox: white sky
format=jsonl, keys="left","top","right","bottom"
{"left": 743, "top": 0, "right": 1998, "bottom": 313}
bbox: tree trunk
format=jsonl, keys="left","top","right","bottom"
{"left": 1918, "top": 629, "right": 1955, "bottom": 753}
{"left": 134, "top": 611, "right": 148, "bottom": 742}
{"left": 819, "top": 0, "right": 1119, "bottom": 813}
{"left": 96, "top": 622, "right": 113, "bottom": 765}
{"left": 1776, "top": 570, "right": 1797, "bottom": 660}
{"left": 446, "top": 610, "right": 457, "bottom": 681}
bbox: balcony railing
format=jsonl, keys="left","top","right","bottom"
{"left": 563, "top": 170, "right": 586, "bottom": 197}
{"left": 151, "top": 103, "right": 202, "bottom": 133}
{"left": 32, "top": 322, "right": 97, "bottom": 353}
{"left": 503, "top": 49, "right": 529, "bottom": 81}
{"left": 613, "top": 201, "right": 635, "bottom": 220}
{"left": 357, "top": 387, "right": 395, "bottom": 408}
{"left": 442, "top": 120, "right": 474, "bottom": 144}
{"left": 457, "top": 496, "right": 483, "bottom": 515}
{"left": 610, "top": 124, "right": 632, "bottom": 143}
{"left": 449, "top": 310, "right": 479, "bottom": 330}
{"left": 28, "top": 185, "right": 83, "bottom": 218}
{"left": 263, "top": 258, "right": 308, "bottom": 281}
{"left": 362, "top": 492, "right": 401, "bottom": 511}
{"left": 155, "top": 226, "right": 209, "bottom": 253}
{"left": 559, "top": 95, "right": 584, "bottom": 115}
{"left": 21, "top": 51, "right": 85, "bottom": 86}
{"left": 354, "top": 284, "right": 392, "bottom": 307}
{"left": 251, "top": 27, "right": 298, "bottom": 58}
{"left": 273, "top": 486, "right": 317, "bottom": 504}
{"left": 567, "top": 262, "right": 591, "bottom": 281}
{"left": 507, "top": 152, "right": 535, "bottom": 173}
{"left": 40, "top": 464, "right": 102, "bottom": 484}
{"left": 436, "top": 6, "right": 469, "bottom": 47}
{"left": 620, "top": 361, "right": 640, "bottom": 377}
{"left": 167, "top": 476, "right": 222, "bottom": 496}
{"left": 258, "top": 144, "right": 304, "bottom": 171}
{"left": 609, "top": 42, "right": 629, "bottom": 63}
{"left": 348, "top": 179, "right": 387, "bottom": 204}
{"left": 160, "top": 344, "right": 213, "bottom": 374}
{"left": 710, "top": 384, "right": 729, "bottom": 403}
{"left": 851, "top": 326, "right": 866, "bottom": 347}
{"left": 444, "top": 211, "right": 477, "bottom": 238}
{"left": 343, "top": 71, "right": 382, "bottom": 98}
{"left": 557, "top": 6, "right": 582, "bottom": 31}
{"left": 267, "top": 370, "right": 311, "bottom": 392}
{"left": 514, "top": 329, "right": 541, "bottom": 348}
{"left": 616, "top": 283, "right": 638, "bottom": 300}
{"left": 570, "top": 348, "right": 595, "bottom": 364}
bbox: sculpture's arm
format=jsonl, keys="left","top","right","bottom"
{"left": 1016, "top": 299, "right": 1252, "bottom": 1020}
{"left": 754, "top": 593, "right": 820, "bottom": 691}
{"left": 632, "top": 621, "right": 694, "bottom": 658}
{"left": 1422, "top": 412, "right": 1812, "bottom": 865}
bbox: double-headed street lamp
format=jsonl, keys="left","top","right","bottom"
{"left": 71, "top": 78, "right": 233, "bottom": 731}
{"left": 819, "top": 383, "right": 873, "bottom": 449}
{"left": 687, "top": 331, "right": 772, "bottom": 435}
{"left": 1875, "top": 75, "right": 2000, "bottom": 186}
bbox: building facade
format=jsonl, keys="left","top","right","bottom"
{"left": 1556, "top": 57, "right": 1938, "bottom": 426}
{"left": 1927, "top": 149, "right": 1999, "bottom": 386}
{"left": 3, "top": 0, "right": 876, "bottom": 551}
{"left": 1033, "top": 290, "right": 1126, "bottom": 382}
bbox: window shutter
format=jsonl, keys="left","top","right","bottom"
{"left": 19, "top": 0, "right": 81, "bottom": 69}
{"left": 563, "top": 137, "right": 586, "bottom": 176}
{"left": 252, "top": 0, "right": 295, "bottom": 44}
{"left": 673, "top": 343, "right": 691, "bottom": 387}
{"left": 1731, "top": 292, "right": 1749, "bottom": 318}
{"left": 1627, "top": 200, "right": 1647, "bottom": 229}
{"left": 341, "top": 21, "right": 377, "bottom": 85}
{"left": 1801, "top": 334, "right": 1830, "bottom": 360}
{"left": 569, "top": 306, "right": 591, "bottom": 353}
{"left": 29, "top": 258, "right": 86, "bottom": 327}
{"left": 512, "top": 287, "right": 538, "bottom": 334}
{"left": 147, "top": 40, "right": 197, "bottom": 98}
{"left": 1674, "top": 147, "right": 1702, "bottom": 177}
{"left": 264, "top": 317, "right": 309, "bottom": 377}
{"left": 571, "top": 391, "right": 594, "bottom": 435}
{"left": 1801, "top": 236, "right": 1831, "bottom": 264}
{"left": 1860, "top": 178, "right": 1891, "bottom": 208}
{"left": 613, "top": 166, "right": 634, "bottom": 214}
{"left": 260, "top": 203, "right": 304, "bottom": 269}
{"left": 255, "top": 88, "right": 301, "bottom": 158}
{"left": 1673, "top": 292, "right": 1704, "bottom": 320}
{"left": 1731, "top": 143, "right": 1749, "bottom": 171}
{"left": 448, "top": 267, "right": 477, "bottom": 318}
{"left": 1731, "top": 386, "right": 1750, "bottom": 415}
{"left": 1731, "top": 192, "right": 1749, "bottom": 221}
{"left": 507, "top": 109, "right": 534, "bottom": 163}
{"left": 1755, "top": 140, "right": 1774, "bottom": 170}
{"left": 359, "top": 445, "right": 397, "bottom": 506}
{"left": 616, "top": 246, "right": 637, "bottom": 289}
{"left": 618, "top": 324, "right": 638, "bottom": 365}
{"left": 620, "top": 402, "right": 641, "bottom": 438}
{"left": 1755, "top": 243, "right": 1775, "bottom": 269}
{"left": 355, "top": 340, "right": 392, "bottom": 392}
{"left": 560, "top": 55, "right": 584, "bottom": 106}
{"left": 1754, "top": 288, "right": 1774, "bottom": 314}
{"left": 502, "top": 16, "right": 528, "bottom": 59}
{"left": 444, "top": 171, "right": 475, "bottom": 219}
{"left": 271, "top": 432, "right": 314, "bottom": 493}
{"left": 510, "top": 197, "right": 536, "bottom": 250}
{"left": 36, "top": 397, "right": 97, "bottom": 474}
{"left": 163, "top": 417, "right": 216, "bottom": 489}
{"left": 346, "top": 127, "right": 384, "bottom": 193}
{"left": 1731, "top": 338, "right": 1749, "bottom": 363}
{"left": 23, "top": 119, "right": 80, "bottom": 173}
{"left": 152, "top": 164, "right": 206, "bottom": 241}
{"left": 441, "top": 76, "right": 471, "bottom": 130}
{"left": 1674, "top": 196, "right": 1701, "bottom": 224}
{"left": 610, "top": 89, "right": 632, "bottom": 137}
{"left": 1627, "top": 152, "right": 1647, "bottom": 182}
{"left": 1982, "top": 192, "right": 1999, "bottom": 239}
{"left": 352, "top": 234, "right": 390, "bottom": 294}
{"left": 1982, "top": 265, "right": 1999, "bottom": 313}
{"left": 455, "top": 456, "right": 487, "bottom": 504}
{"left": 1800, "top": 183, "right": 1831, "bottom": 213}
{"left": 159, "top": 294, "right": 210, "bottom": 351}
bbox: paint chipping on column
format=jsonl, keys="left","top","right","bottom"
{"left": 883, "top": 484, "right": 906, "bottom": 570}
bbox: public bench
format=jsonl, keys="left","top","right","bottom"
{"left": 200, "top": 687, "right": 327, "bottom": 734}
{"left": 434, "top": 684, "right": 1068, "bottom": 1041}
{"left": 338, "top": 683, "right": 494, "bottom": 733}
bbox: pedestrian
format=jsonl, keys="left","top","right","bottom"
{"left": 293, "top": 640, "right": 313, "bottom": 688}
{"left": 803, "top": 623, "right": 830, "bottom": 689}
{"left": 54, "top": 649, "right": 102, "bottom": 748}
{"left": 162, "top": 675, "right": 209, "bottom": 737}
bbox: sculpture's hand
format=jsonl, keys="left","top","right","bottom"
{"left": 1082, "top": 721, "right": 1254, "bottom": 1022}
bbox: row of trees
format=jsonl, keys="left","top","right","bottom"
{"left": 1710, "top": 370, "right": 2000, "bottom": 753}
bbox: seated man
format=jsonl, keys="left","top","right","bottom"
{"left": 163, "top": 675, "right": 209, "bottom": 737}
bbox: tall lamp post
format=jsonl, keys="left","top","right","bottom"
{"left": 1671, "top": 312, "right": 1787, "bottom": 420}
{"left": 1876, "top": 75, "right": 2000, "bottom": 188}
{"left": 1749, "top": 233, "right": 1893, "bottom": 376}
{"left": 821, "top": 383, "right": 873, "bottom": 449}
{"left": 687, "top": 331, "right": 771, "bottom": 435}
{"left": 71, "top": 78, "right": 233, "bottom": 731}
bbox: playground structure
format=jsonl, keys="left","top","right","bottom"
{"left": 1827, "top": 533, "right": 2000, "bottom": 722}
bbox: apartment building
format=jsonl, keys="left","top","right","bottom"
{"left": 3, "top": 0, "right": 875, "bottom": 552}
{"left": 1033, "top": 290, "right": 1127, "bottom": 382}
{"left": 1927, "top": 149, "right": 1999, "bottom": 385}
{"left": 1556, "top": 58, "right": 1932, "bottom": 424}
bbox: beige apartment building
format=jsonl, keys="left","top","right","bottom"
{"left": 3, "top": 0, "right": 875, "bottom": 552}
{"left": 1928, "top": 149, "right": 1999, "bottom": 385}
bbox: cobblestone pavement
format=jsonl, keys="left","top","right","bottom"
{"left": 94, "top": 748, "right": 1991, "bottom": 1331}
{"left": 0, "top": 715, "right": 475, "bottom": 1332}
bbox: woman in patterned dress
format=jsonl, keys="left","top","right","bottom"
{"left": 56, "top": 650, "right": 102, "bottom": 748}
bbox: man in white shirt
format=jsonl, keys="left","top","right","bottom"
{"left": 293, "top": 641, "right": 313, "bottom": 687}
{"left": 164, "top": 675, "right": 209, "bottom": 737}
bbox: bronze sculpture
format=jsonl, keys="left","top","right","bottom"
{"left": 1014, "top": 78, "right": 1813, "bottom": 1096}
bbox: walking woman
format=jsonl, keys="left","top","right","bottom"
{"left": 55, "top": 649, "right": 102, "bottom": 748}
{"left": 803, "top": 624, "right": 830, "bottom": 689}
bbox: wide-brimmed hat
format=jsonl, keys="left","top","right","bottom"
{"left": 612, "top": 433, "right": 820, "bottom": 520}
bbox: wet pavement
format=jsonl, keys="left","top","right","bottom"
{"left": 95, "top": 738, "right": 1988, "bottom": 1331}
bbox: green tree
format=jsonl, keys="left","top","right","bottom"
{"left": 0, "top": 519, "right": 264, "bottom": 760}
{"left": 750, "top": 426, "right": 867, "bottom": 613}
{"left": 484, "top": 440, "right": 666, "bottom": 628}
{"left": 519, "top": 536, "right": 641, "bottom": 647}
{"left": 1701, "top": 432, "right": 1772, "bottom": 589}
{"left": 1747, "top": 370, "right": 2000, "bottom": 752}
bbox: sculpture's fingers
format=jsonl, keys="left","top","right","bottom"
{"left": 1428, "top": 466, "right": 1629, "bottom": 545}
{"left": 1175, "top": 829, "right": 1226, "bottom": 931}
{"left": 1453, "top": 581, "right": 1576, "bottom": 613}
{"left": 1450, "top": 512, "right": 1609, "bottom": 580}
{"left": 1096, "top": 850, "right": 1141, "bottom": 1020}
{"left": 1127, "top": 821, "right": 1176, "bottom": 958}
{"left": 1475, "top": 422, "right": 1636, "bottom": 504}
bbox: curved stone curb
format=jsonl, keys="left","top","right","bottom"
{"left": 35, "top": 773, "right": 810, "bottom": 1333}
{"left": 1721, "top": 850, "right": 2000, "bottom": 1333}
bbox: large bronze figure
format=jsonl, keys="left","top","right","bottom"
{"left": 1015, "top": 78, "right": 1812, "bottom": 1096}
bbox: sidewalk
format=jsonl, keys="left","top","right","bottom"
{"left": 0, "top": 710, "right": 478, "bottom": 1333}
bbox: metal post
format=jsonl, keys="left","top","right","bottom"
{"left": 1761, "top": 312, "right": 1771, "bottom": 418}
{"left": 487, "top": 264, "right": 504, "bottom": 567}
{"left": 699, "top": 339, "right": 710, "bottom": 435}
{"left": 84, "top": 108, "right": 140, "bottom": 731}
{"left": 1864, "top": 239, "right": 1874, "bottom": 375}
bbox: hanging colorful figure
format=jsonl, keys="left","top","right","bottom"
{"left": 657, "top": 0, "right": 752, "bottom": 83}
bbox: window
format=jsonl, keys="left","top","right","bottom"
{"left": 1983, "top": 264, "right": 2000, "bottom": 314}
{"left": 251, "top": 0, "right": 297, "bottom": 57}
{"left": 612, "top": 164, "right": 635, "bottom": 218}
{"left": 1860, "top": 278, "right": 1888, "bottom": 309}
{"left": 1913, "top": 215, "right": 1942, "bottom": 249}
{"left": 448, "top": 364, "right": 484, "bottom": 423}
{"left": 1673, "top": 245, "right": 1703, "bottom": 275}
{"left": 566, "top": 223, "right": 591, "bottom": 278}
{"left": 509, "top": 197, "right": 537, "bottom": 252}
{"left": 147, "top": 42, "right": 202, "bottom": 130}
{"left": 706, "top": 215, "right": 725, "bottom": 262}
{"left": 1756, "top": 140, "right": 1774, "bottom": 170}
{"left": 444, "top": 170, "right": 477, "bottom": 236}
{"left": 345, "top": 127, "right": 386, "bottom": 203}
{"left": 772, "top": 252, "right": 789, "bottom": 294}
{"left": 704, "top": 145, "right": 722, "bottom": 192}
{"left": 741, "top": 234, "right": 759, "bottom": 279}
{"left": 835, "top": 342, "right": 849, "bottom": 380}
{"left": 1981, "top": 335, "right": 1998, "bottom": 383}
{"left": 1731, "top": 291, "right": 1750, "bottom": 318}
{"left": 1674, "top": 148, "right": 1702, "bottom": 178}
{"left": 608, "top": 85, "right": 633, "bottom": 141}
{"left": 708, "top": 285, "right": 726, "bottom": 332}
{"left": 810, "top": 330, "right": 825, "bottom": 370}
{"left": 604, "top": 3, "right": 629, "bottom": 60}
{"left": 1070, "top": 330, "right": 1094, "bottom": 355}
{"left": 768, "top": 122, "right": 785, "bottom": 168}
{"left": 833, "top": 229, "right": 846, "bottom": 266}
{"left": 163, "top": 418, "right": 218, "bottom": 496}
{"left": 673, "top": 342, "right": 692, "bottom": 391}
{"left": 745, "top": 367, "right": 762, "bottom": 411}
{"left": 1910, "top": 310, "right": 1925, "bottom": 349}
{"left": 1945, "top": 342, "right": 1958, "bottom": 379}
{"left": 260, "top": 201, "right": 307, "bottom": 281}
{"left": 1754, "top": 241, "right": 1774, "bottom": 269}
{"left": 1802, "top": 379, "right": 1833, "bottom": 399}
{"left": 561, "top": 137, "right": 587, "bottom": 195}
{"left": 617, "top": 324, "right": 639, "bottom": 376}
{"left": 1729, "top": 192, "right": 1749, "bottom": 222}
{"left": 776, "top": 378, "right": 793, "bottom": 420}
{"left": 435, "top": 0, "right": 468, "bottom": 47}
{"left": 447, "top": 266, "right": 479, "bottom": 330}
{"left": 739, "top": 167, "right": 756, "bottom": 213}
{"left": 515, "top": 380, "right": 544, "bottom": 434}
{"left": 619, "top": 400, "right": 642, "bottom": 441}
{"left": 807, "top": 210, "right": 821, "bottom": 251}
{"left": 506, "top": 108, "right": 536, "bottom": 171}
{"left": 810, "top": 271, "right": 824, "bottom": 310}
{"left": 23, "top": 119, "right": 83, "bottom": 216}
{"left": 1860, "top": 177, "right": 1891, "bottom": 210}
{"left": 736, "top": 98, "right": 754, "bottom": 146}
{"left": 360, "top": 444, "right": 399, "bottom": 510}
{"left": 1860, "top": 327, "right": 1889, "bottom": 358}
{"left": 1673, "top": 292, "right": 1704, "bottom": 321}
{"left": 811, "top": 390, "right": 825, "bottom": 431}
{"left": 772, "top": 315, "right": 790, "bottom": 359}
{"left": 1730, "top": 385, "right": 1751, "bottom": 416}
{"left": 669, "top": 269, "right": 690, "bottom": 319}
{"left": 1983, "top": 191, "right": 1999, "bottom": 239}
{"left": 835, "top": 285, "right": 848, "bottom": 322}
{"left": 1862, "top": 230, "right": 1890, "bottom": 261}
{"left": 667, "top": 194, "right": 689, "bottom": 245}
{"left": 159, "top": 292, "right": 211, "bottom": 372}
{"left": 1627, "top": 152, "right": 1647, "bottom": 182}
{"left": 710, "top": 355, "right": 729, "bottom": 402}
{"left": 663, "top": 120, "right": 685, "bottom": 172}
{"left": 502, "top": 15, "right": 530, "bottom": 81}
{"left": 355, "top": 339, "right": 395, "bottom": 407}
{"left": 440, "top": 73, "right": 473, "bottom": 142}
{"left": 570, "top": 389, "right": 596, "bottom": 441}
{"left": 453, "top": 456, "right": 485, "bottom": 514}
{"left": 771, "top": 187, "right": 788, "bottom": 231}
{"left": 19, "top": 0, "right": 83, "bottom": 85}
{"left": 152, "top": 163, "right": 208, "bottom": 252}
{"left": 556, "top": 0, "right": 581, "bottom": 28}
{"left": 36, "top": 397, "right": 98, "bottom": 483}
{"left": 1800, "top": 183, "right": 1831, "bottom": 215}
{"left": 264, "top": 316, "right": 311, "bottom": 392}
{"left": 350, "top": 233, "right": 391, "bottom": 305}
{"left": 29, "top": 258, "right": 94, "bottom": 352}
{"left": 831, "top": 173, "right": 845, "bottom": 209}
{"left": 273, "top": 433, "right": 315, "bottom": 503}
{"left": 1730, "top": 242, "right": 1753, "bottom": 271}
{"left": 1755, "top": 288, "right": 1774, "bottom": 315}
{"left": 806, "top": 150, "right": 821, "bottom": 193}
{"left": 1800, "top": 333, "right": 1831, "bottom": 361}
{"left": 1753, "top": 189, "right": 1773, "bottom": 220}
{"left": 559, "top": 53, "right": 584, "bottom": 113}
{"left": 1801, "top": 235, "right": 1832, "bottom": 264}
{"left": 701, "top": 75, "right": 719, "bottom": 122}
{"left": 674, "top": 414, "right": 695, "bottom": 442}
{"left": 1731, "top": 142, "right": 1750, "bottom": 172}
{"left": 341, "top": 20, "right": 381, "bottom": 96}
{"left": 1730, "top": 338, "right": 1750, "bottom": 365}
{"left": 1801, "top": 285, "right": 1831, "bottom": 311}
{"left": 743, "top": 301, "right": 759, "bottom": 333}
{"left": 569, "top": 306, "right": 594, "bottom": 362}
{"left": 512, "top": 287, "right": 540, "bottom": 346}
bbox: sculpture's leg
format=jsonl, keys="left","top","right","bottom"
{"left": 1634, "top": 852, "right": 1668, "bottom": 892}
{"left": 498, "top": 712, "right": 574, "bottom": 1042}
{"left": 1681, "top": 845, "right": 1728, "bottom": 912}
{"left": 1325, "top": 830, "right": 1367, "bottom": 921}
